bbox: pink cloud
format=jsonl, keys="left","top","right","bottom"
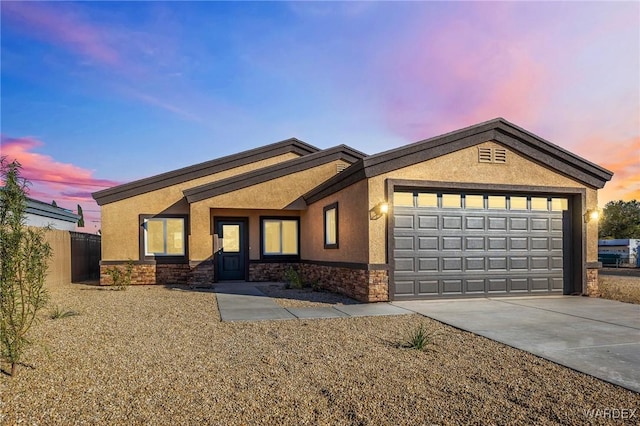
{"left": 1, "top": 136, "right": 121, "bottom": 232}
{"left": 1, "top": 1, "right": 120, "bottom": 67}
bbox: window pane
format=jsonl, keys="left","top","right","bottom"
{"left": 488, "top": 196, "right": 506, "bottom": 209}
{"left": 325, "top": 208, "right": 337, "bottom": 245}
{"left": 531, "top": 197, "right": 548, "bottom": 211}
{"left": 552, "top": 198, "right": 568, "bottom": 211}
{"left": 264, "top": 221, "right": 281, "bottom": 254}
{"left": 417, "top": 193, "right": 437, "bottom": 207}
{"left": 393, "top": 192, "right": 414, "bottom": 207}
{"left": 510, "top": 196, "right": 527, "bottom": 210}
{"left": 222, "top": 224, "right": 240, "bottom": 253}
{"left": 146, "top": 220, "right": 165, "bottom": 254}
{"left": 282, "top": 220, "right": 298, "bottom": 255}
{"left": 442, "top": 194, "right": 461, "bottom": 208}
{"left": 166, "top": 219, "right": 185, "bottom": 255}
{"left": 465, "top": 195, "right": 484, "bottom": 209}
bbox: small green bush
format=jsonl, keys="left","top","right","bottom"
{"left": 402, "top": 324, "right": 434, "bottom": 351}
{"left": 105, "top": 260, "right": 134, "bottom": 291}
{"left": 283, "top": 266, "right": 304, "bottom": 289}
{"left": 49, "top": 305, "right": 79, "bottom": 320}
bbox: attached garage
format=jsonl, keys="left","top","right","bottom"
{"left": 392, "top": 191, "right": 569, "bottom": 299}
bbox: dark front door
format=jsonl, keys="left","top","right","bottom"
{"left": 215, "top": 219, "right": 247, "bottom": 281}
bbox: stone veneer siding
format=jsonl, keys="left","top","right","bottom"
{"left": 100, "top": 262, "right": 212, "bottom": 287}
{"left": 249, "top": 262, "right": 389, "bottom": 302}
{"left": 586, "top": 267, "right": 599, "bottom": 297}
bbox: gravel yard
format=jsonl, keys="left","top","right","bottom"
{"left": 1, "top": 283, "right": 638, "bottom": 425}
{"left": 599, "top": 274, "right": 640, "bottom": 305}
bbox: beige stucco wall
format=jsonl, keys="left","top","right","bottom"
{"left": 367, "top": 141, "right": 600, "bottom": 263}
{"left": 101, "top": 152, "right": 300, "bottom": 261}
{"left": 301, "top": 179, "right": 370, "bottom": 264}
{"left": 189, "top": 160, "right": 349, "bottom": 261}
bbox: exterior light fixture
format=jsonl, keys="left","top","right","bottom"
{"left": 584, "top": 209, "right": 600, "bottom": 223}
{"left": 376, "top": 202, "right": 389, "bottom": 215}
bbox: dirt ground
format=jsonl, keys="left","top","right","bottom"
{"left": 1, "top": 282, "right": 638, "bottom": 425}
{"left": 599, "top": 273, "right": 640, "bottom": 304}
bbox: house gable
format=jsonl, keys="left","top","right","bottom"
{"left": 92, "top": 137, "right": 319, "bottom": 206}
{"left": 183, "top": 145, "right": 366, "bottom": 205}
{"left": 303, "top": 118, "right": 613, "bottom": 204}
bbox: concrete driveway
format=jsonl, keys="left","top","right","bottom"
{"left": 393, "top": 296, "right": 640, "bottom": 393}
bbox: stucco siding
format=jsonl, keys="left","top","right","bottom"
{"left": 100, "top": 152, "right": 299, "bottom": 261}
{"left": 367, "top": 141, "right": 597, "bottom": 263}
{"left": 301, "top": 179, "right": 369, "bottom": 264}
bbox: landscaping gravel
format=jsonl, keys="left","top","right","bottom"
{"left": 1, "top": 283, "right": 638, "bottom": 425}
{"left": 256, "top": 283, "right": 359, "bottom": 308}
{"left": 599, "top": 274, "right": 640, "bottom": 305}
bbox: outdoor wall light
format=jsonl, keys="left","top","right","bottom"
{"left": 370, "top": 201, "right": 389, "bottom": 220}
{"left": 376, "top": 202, "right": 389, "bottom": 215}
{"left": 584, "top": 209, "right": 600, "bottom": 223}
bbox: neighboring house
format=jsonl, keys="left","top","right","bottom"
{"left": 92, "top": 118, "right": 612, "bottom": 301}
{"left": 598, "top": 239, "right": 639, "bottom": 265}
{"left": 23, "top": 197, "right": 81, "bottom": 231}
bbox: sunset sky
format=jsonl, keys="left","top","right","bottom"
{"left": 1, "top": 1, "right": 638, "bottom": 233}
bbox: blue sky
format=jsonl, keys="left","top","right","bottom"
{"left": 1, "top": 1, "right": 638, "bottom": 231}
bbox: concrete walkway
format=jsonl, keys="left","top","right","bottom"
{"left": 214, "top": 282, "right": 413, "bottom": 322}
{"left": 393, "top": 296, "right": 640, "bottom": 393}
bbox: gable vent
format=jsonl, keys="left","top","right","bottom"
{"left": 336, "top": 163, "right": 348, "bottom": 173}
{"left": 478, "top": 147, "right": 507, "bottom": 164}
{"left": 478, "top": 147, "right": 493, "bottom": 163}
{"left": 494, "top": 148, "right": 507, "bottom": 163}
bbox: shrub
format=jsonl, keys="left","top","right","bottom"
{"left": 0, "top": 159, "right": 52, "bottom": 376}
{"left": 283, "top": 266, "right": 304, "bottom": 289}
{"left": 402, "top": 323, "right": 434, "bottom": 351}
{"left": 105, "top": 260, "right": 134, "bottom": 290}
{"left": 49, "top": 305, "right": 79, "bottom": 320}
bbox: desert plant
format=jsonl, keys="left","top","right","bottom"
{"left": 0, "top": 158, "right": 52, "bottom": 376}
{"left": 283, "top": 266, "right": 304, "bottom": 289}
{"left": 105, "top": 260, "right": 134, "bottom": 290}
{"left": 402, "top": 324, "right": 434, "bottom": 351}
{"left": 49, "top": 305, "right": 79, "bottom": 320}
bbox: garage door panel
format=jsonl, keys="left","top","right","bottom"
{"left": 395, "top": 280, "right": 415, "bottom": 295}
{"left": 488, "top": 278, "right": 507, "bottom": 292}
{"left": 393, "top": 193, "right": 565, "bottom": 299}
{"left": 531, "top": 237, "right": 549, "bottom": 250}
{"left": 532, "top": 277, "right": 550, "bottom": 291}
{"left": 488, "top": 217, "right": 507, "bottom": 230}
{"left": 466, "top": 279, "right": 485, "bottom": 293}
{"left": 418, "top": 258, "right": 438, "bottom": 272}
{"left": 418, "top": 280, "right": 439, "bottom": 294}
{"left": 488, "top": 237, "right": 507, "bottom": 250}
{"left": 488, "top": 257, "right": 508, "bottom": 270}
{"left": 442, "top": 216, "right": 462, "bottom": 230}
{"left": 443, "top": 280, "right": 462, "bottom": 294}
{"left": 509, "top": 257, "right": 528, "bottom": 270}
{"left": 442, "top": 257, "right": 463, "bottom": 271}
{"left": 465, "top": 217, "right": 485, "bottom": 230}
{"left": 394, "top": 236, "right": 414, "bottom": 250}
{"left": 531, "top": 218, "right": 549, "bottom": 231}
{"left": 510, "top": 237, "right": 528, "bottom": 250}
{"left": 418, "top": 215, "right": 438, "bottom": 229}
{"left": 465, "top": 236, "right": 485, "bottom": 250}
{"left": 419, "top": 236, "right": 438, "bottom": 250}
{"left": 510, "top": 278, "right": 529, "bottom": 291}
{"left": 395, "top": 215, "right": 414, "bottom": 229}
{"left": 442, "top": 236, "right": 462, "bottom": 250}
{"left": 465, "top": 257, "right": 485, "bottom": 271}
{"left": 510, "top": 217, "right": 528, "bottom": 231}
{"left": 395, "top": 258, "right": 414, "bottom": 272}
